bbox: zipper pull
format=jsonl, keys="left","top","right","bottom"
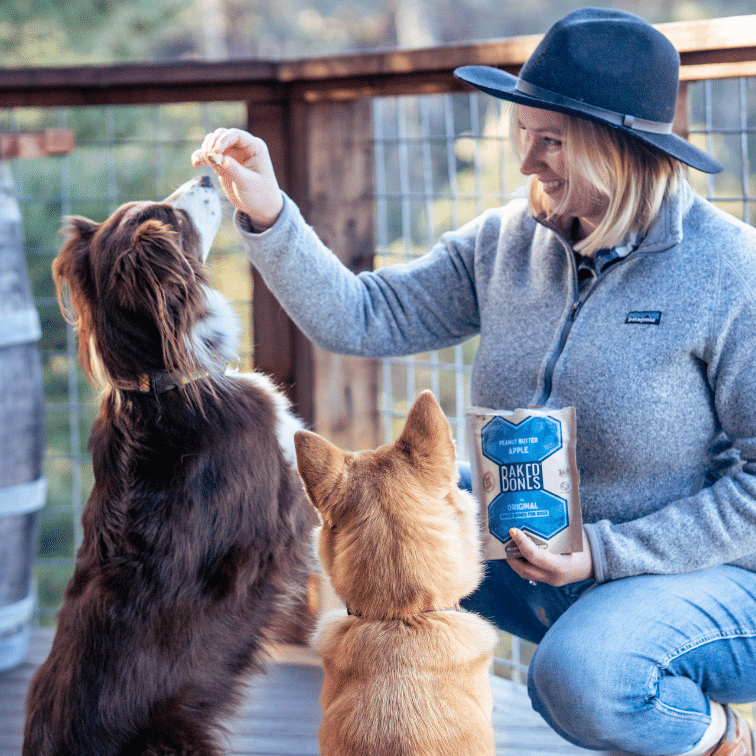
{"left": 570, "top": 301, "right": 581, "bottom": 320}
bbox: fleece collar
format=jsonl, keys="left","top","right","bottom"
{"left": 535, "top": 178, "right": 693, "bottom": 260}
{"left": 636, "top": 178, "right": 693, "bottom": 255}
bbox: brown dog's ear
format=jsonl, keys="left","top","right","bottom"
{"left": 53, "top": 216, "right": 101, "bottom": 380}
{"left": 111, "top": 217, "right": 207, "bottom": 381}
{"left": 396, "top": 390, "right": 456, "bottom": 471}
{"left": 62, "top": 216, "right": 99, "bottom": 245}
{"left": 54, "top": 216, "right": 99, "bottom": 295}
{"left": 294, "top": 429, "right": 348, "bottom": 512}
{"left": 113, "top": 218, "right": 201, "bottom": 313}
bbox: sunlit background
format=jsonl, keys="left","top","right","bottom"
{"left": 1, "top": 1, "right": 754, "bottom": 726}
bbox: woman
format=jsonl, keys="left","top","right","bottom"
{"left": 192, "top": 8, "right": 756, "bottom": 755}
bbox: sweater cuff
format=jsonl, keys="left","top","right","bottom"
{"left": 234, "top": 209, "right": 256, "bottom": 235}
{"left": 584, "top": 522, "right": 609, "bottom": 584}
{"left": 233, "top": 193, "right": 293, "bottom": 238}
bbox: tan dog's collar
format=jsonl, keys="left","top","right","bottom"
{"left": 346, "top": 602, "right": 461, "bottom": 619}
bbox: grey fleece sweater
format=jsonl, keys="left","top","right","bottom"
{"left": 237, "top": 179, "right": 756, "bottom": 584}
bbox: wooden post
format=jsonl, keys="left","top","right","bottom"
{"left": 246, "top": 94, "right": 380, "bottom": 619}
{"left": 674, "top": 81, "right": 690, "bottom": 145}
{"left": 247, "top": 93, "right": 380, "bottom": 452}
{"left": 0, "top": 129, "right": 74, "bottom": 669}
{"left": 297, "top": 95, "right": 380, "bottom": 452}
{"left": 246, "top": 98, "right": 312, "bottom": 418}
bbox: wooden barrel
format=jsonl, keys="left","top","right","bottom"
{"left": 0, "top": 163, "right": 46, "bottom": 671}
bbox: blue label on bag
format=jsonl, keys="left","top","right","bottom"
{"left": 481, "top": 415, "right": 562, "bottom": 464}
{"left": 481, "top": 415, "right": 568, "bottom": 543}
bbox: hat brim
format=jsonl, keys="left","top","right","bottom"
{"left": 454, "top": 65, "right": 722, "bottom": 174}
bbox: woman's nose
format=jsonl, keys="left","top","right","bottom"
{"left": 519, "top": 142, "right": 541, "bottom": 176}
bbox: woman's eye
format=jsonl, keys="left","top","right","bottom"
{"left": 544, "top": 137, "right": 562, "bottom": 147}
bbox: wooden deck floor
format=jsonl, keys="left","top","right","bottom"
{"left": 1, "top": 628, "right": 598, "bottom": 756}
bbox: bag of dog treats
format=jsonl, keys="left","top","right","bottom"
{"left": 465, "top": 406, "right": 582, "bottom": 559}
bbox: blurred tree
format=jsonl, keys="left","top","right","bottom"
{"left": 1, "top": 0, "right": 753, "bottom": 66}
{"left": 0, "top": 0, "right": 187, "bottom": 65}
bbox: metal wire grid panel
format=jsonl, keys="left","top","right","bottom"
{"left": 0, "top": 101, "right": 249, "bottom": 625}
{"left": 372, "top": 79, "right": 756, "bottom": 447}
{"left": 372, "top": 92, "right": 516, "bottom": 462}
{"left": 0, "top": 73, "right": 753, "bottom": 685}
{"left": 371, "top": 78, "right": 756, "bottom": 683}
{"left": 688, "top": 77, "right": 756, "bottom": 224}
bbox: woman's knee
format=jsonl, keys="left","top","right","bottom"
{"left": 528, "top": 622, "right": 606, "bottom": 742}
{"left": 526, "top": 613, "right": 649, "bottom": 750}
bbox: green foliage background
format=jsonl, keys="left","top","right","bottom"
{"left": 1, "top": 0, "right": 754, "bottom": 66}
{"left": 1, "top": 0, "right": 754, "bottom": 632}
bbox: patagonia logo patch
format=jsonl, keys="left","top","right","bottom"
{"left": 625, "top": 311, "right": 662, "bottom": 325}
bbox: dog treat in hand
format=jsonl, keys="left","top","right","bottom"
{"left": 207, "top": 151, "right": 224, "bottom": 166}
{"left": 466, "top": 406, "right": 582, "bottom": 559}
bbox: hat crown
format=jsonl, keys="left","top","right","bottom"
{"left": 520, "top": 7, "right": 679, "bottom": 123}
{"left": 452, "top": 6, "right": 722, "bottom": 173}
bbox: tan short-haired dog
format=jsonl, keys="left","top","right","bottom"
{"left": 295, "top": 390, "right": 497, "bottom": 756}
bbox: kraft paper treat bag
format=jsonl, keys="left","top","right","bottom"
{"left": 465, "top": 406, "right": 582, "bottom": 559}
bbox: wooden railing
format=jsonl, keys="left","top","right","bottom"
{"left": 2, "top": 14, "right": 755, "bottom": 450}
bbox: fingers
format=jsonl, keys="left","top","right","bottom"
{"left": 191, "top": 128, "right": 267, "bottom": 169}
{"left": 190, "top": 128, "right": 283, "bottom": 228}
{"left": 507, "top": 527, "right": 595, "bottom": 586}
{"left": 507, "top": 528, "right": 545, "bottom": 582}
{"left": 510, "top": 528, "right": 538, "bottom": 558}
{"left": 191, "top": 129, "right": 231, "bottom": 168}
{"left": 191, "top": 130, "right": 222, "bottom": 167}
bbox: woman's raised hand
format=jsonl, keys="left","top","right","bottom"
{"left": 191, "top": 128, "right": 284, "bottom": 231}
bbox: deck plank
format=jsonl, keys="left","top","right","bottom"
{"left": 0, "top": 628, "right": 598, "bottom": 756}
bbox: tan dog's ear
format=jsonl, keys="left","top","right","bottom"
{"left": 294, "top": 430, "right": 348, "bottom": 512}
{"left": 396, "top": 390, "right": 456, "bottom": 471}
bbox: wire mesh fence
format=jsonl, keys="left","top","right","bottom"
{"left": 0, "top": 101, "right": 250, "bottom": 625}
{"left": 0, "top": 71, "right": 754, "bottom": 697}
{"left": 371, "top": 78, "right": 756, "bottom": 684}
{"left": 372, "top": 78, "right": 756, "bottom": 449}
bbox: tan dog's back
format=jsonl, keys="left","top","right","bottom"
{"left": 295, "top": 391, "right": 497, "bottom": 756}
{"left": 315, "top": 609, "right": 496, "bottom": 755}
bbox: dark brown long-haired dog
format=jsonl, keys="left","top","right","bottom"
{"left": 23, "top": 175, "right": 316, "bottom": 756}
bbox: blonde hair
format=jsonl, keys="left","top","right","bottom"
{"left": 512, "top": 106, "right": 684, "bottom": 256}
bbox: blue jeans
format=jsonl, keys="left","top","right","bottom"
{"left": 458, "top": 465, "right": 756, "bottom": 754}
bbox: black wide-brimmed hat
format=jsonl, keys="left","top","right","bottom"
{"left": 455, "top": 7, "right": 722, "bottom": 173}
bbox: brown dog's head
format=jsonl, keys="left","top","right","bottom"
{"left": 53, "top": 176, "right": 232, "bottom": 404}
{"left": 295, "top": 391, "right": 484, "bottom": 620}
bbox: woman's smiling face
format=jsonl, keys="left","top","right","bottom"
{"left": 516, "top": 105, "right": 605, "bottom": 236}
